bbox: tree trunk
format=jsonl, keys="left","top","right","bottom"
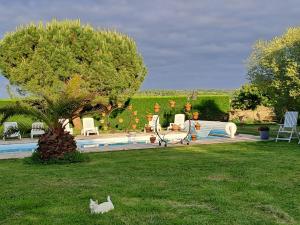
{"left": 72, "top": 116, "right": 82, "bottom": 130}
{"left": 37, "top": 126, "right": 77, "bottom": 161}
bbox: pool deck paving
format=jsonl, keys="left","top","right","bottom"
{"left": 0, "top": 133, "right": 269, "bottom": 160}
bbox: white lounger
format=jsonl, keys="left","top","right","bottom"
{"left": 145, "top": 115, "right": 162, "bottom": 132}
{"left": 167, "top": 114, "right": 185, "bottom": 131}
{"left": 3, "top": 122, "right": 22, "bottom": 141}
{"left": 184, "top": 120, "right": 237, "bottom": 138}
{"left": 81, "top": 118, "right": 99, "bottom": 136}
{"left": 31, "top": 122, "right": 45, "bottom": 139}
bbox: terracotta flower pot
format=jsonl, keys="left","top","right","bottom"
{"left": 117, "top": 102, "right": 123, "bottom": 108}
{"left": 150, "top": 136, "right": 156, "bottom": 143}
{"left": 154, "top": 103, "right": 160, "bottom": 113}
{"left": 169, "top": 100, "right": 176, "bottom": 108}
{"left": 185, "top": 102, "right": 192, "bottom": 112}
{"left": 195, "top": 122, "right": 201, "bottom": 130}
{"left": 191, "top": 134, "right": 197, "bottom": 141}
{"left": 193, "top": 112, "right": 199, "bottom": 120}
{"left": 132, "top": 124, "right": 137, "bottom": 129}
{"left": 172, "top": 124, "right": 180, "bottom": 131}
{"left": 146, "top": 114, "right": 153, "bottom": 122}
{"left": 145, "top": 126, "right": 152, "bottom": 133}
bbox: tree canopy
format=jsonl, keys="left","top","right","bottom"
{"left": 247, "top": 27, "right": 300, "bottom": 117}
{"left": 0, "top": 20, "right": 147, "bottom": 105}
{"left": 231, "top": 84, "right": 270, "bottom": 111}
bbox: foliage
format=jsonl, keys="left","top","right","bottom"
{"left": 0, "top": 19, "right": 147, "bottom": 106}
{"left": 108, "top": 95, "right": 230, "bottom": 131}
{"left": 0, "top": 76, "right": 91, "bottom": 161}
{"left": 257, "top": 126, "right": 270, "bottom": 131}
{"left": 0, "top": 142, "right": 300, "bottom": 224}
{"left": 247, "top": 27, "right": 300, "bottom": 118}
{"left": 231, "top": 84, "right": 270, "bottom": 110}
{"left": 25, "top": 150, "right": 88, "bottom": 164}
{"left": 135, "top": 89, "right": 233, "bottom": 97}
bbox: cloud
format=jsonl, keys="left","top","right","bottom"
{"left": 1, "top": 0, "right": 300, "bottom": 98}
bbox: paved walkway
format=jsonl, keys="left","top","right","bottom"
{"left": 0, "top": 133, "right": 268, "bottom": 160}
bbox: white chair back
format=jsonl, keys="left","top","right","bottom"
{"left": 82, "top": 118, "right": 95, "bottom": 129}
{"left": 174, "top": 114, "right": 185, "bottom": 125}
{"left": 32, "top": 122, "right": 44, "bottom": 130}
{"left": 4, "top": 122, "right": 18, "bottom": 133}
{"left": 149, "top": 115, "right": 159, "bottom": 128}
{"left": 283, "top": 111, "right": 298, "bottom": 128}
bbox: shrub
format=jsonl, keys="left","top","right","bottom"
{"left": 109, "top": 95, "right": 230, "bottom": 131}
{"left": 25, "top": 150, "right": 88, "bottom": 164}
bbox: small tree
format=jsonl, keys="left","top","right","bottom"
{"left": 0, "top": 76, "right": 91, "bottom": 161}
{"left": 231, "top": 84, "right": 270, "bottom": 111}
{"left": 0, "top": 20, "right": 147, "bottom": 128}
{"left": 247, "top": 27, "right": 300, "bottom": 118}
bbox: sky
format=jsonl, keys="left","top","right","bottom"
{"left": 1, "top": 0, "right": 300, "bottom": 98}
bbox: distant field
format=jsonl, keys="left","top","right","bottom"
{"left": 135, "top": 89, "right": 234, "bottom": 96}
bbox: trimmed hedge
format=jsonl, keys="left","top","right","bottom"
{"left": 107, "top": 95, "right": 230, "bottom": 131}
{"left": 0, "top": 95, "right": 230, "bottom": 134}
{"left": 0, "top": 99, "right": 34, "bottom": 138}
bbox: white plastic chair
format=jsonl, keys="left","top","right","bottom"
{"left": 145, "top": 115, "right": 161, "bottom": 132}
{"left": 167, "top": 114, "right": 185, "bottom": 131}
{"left": 31, "top": 122, "right": 45, "bottom": 139}
{"left": 3, "top": 122, "right": 21, "bottom": 141}
{"left": 59, "top": 119, "right": 74, "bottom": 135}
{"left": 81, "top": 118, "right": 99, "bottom": 136}
{"left": 276, "top": 111, "right": 299, "bottom": 142}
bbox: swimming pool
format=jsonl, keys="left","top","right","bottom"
{"left": 0, "top": 134, "right": 225, "bottom": 154}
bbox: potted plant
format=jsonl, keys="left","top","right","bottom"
{"left": 169, "top": 100, "right": 176, "bottom": 108}
{"left": 150, "top": 135, "right": 156, "bottom": 143}
{"left": 145, "top": 124, "right": 152, "bottom": 133}
{"left": 185, "top": 102, "right": 192, "bottom": 111}
{"left": 172, "top": 124, "right": 180, "bottom": 131}
{"left": 154, "top": 103, "right": 160, "bottom": 113}
{"left": 193, "top": 112, "right": 199, "bottom": 120}
{"left": 191, "top": 134, "right": 197, "bottom": 141}
{"left": 258, "top": 126, "right": 270, "bottom": 140}
{"left": 146, "top": 113, "right": 153, "bottom": 122}
{"left": 195, "top": 122, "right": 201, "bottom": 130}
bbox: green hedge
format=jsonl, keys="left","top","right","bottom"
{"left": 0, "top": 95, "right": 230, "bottom": 135}
{"left": 107, "top": 95, "right": 230, "bottom": 131}
{"left": 0, "top": 99, "right": 34, "bottom": 138}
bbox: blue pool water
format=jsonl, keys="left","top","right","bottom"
{"left": 0, "top": 136, "right": 225, "bottom": 154}
{"left": 0, "top": 140, "right": 149, "bottom": 154}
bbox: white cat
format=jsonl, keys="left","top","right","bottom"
{"left": 89, "top": 196, "right": 114, "bottom": 214}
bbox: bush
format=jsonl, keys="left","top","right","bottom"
{"left": 25, "top": 150, "right": 89, "bottom": 164}
{"left": 1, "top": 96, "right": 230, "bottom": 133}
{"left": 108, "top": 95, "right": 230, "bottom": 131}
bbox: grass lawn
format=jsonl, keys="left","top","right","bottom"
{"left": 237, "top": 124, "right": 281, "bottom": 137}
{"left": 0, "top": 142, "right": 299, "bottom": 225}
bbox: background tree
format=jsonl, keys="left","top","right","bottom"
{"left": 247, "top": 27, "right": 300, "bottom": 119}
{"left": 0, "top": 76, "right": 90, "bottom": 161}
{"left": 231, "top": 84, "right": 270, "bottom": 111}
{"left": 0, "top": 20, "right": 147, "bottom": 128}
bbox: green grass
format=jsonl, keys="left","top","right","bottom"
{"left": 0, "top": 141, "right": 299, "bottom": 224}
{"left": 236, "top": 123, "right": 300, "bottom": 138}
